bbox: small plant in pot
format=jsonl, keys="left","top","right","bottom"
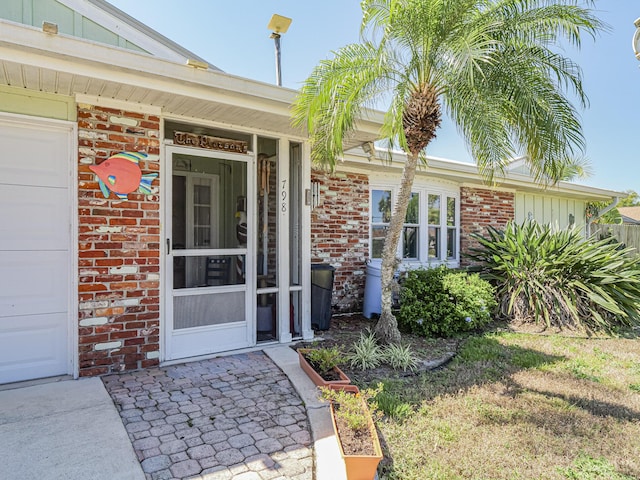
{"left": 321, "top": 384, "right": 383, "bottom": 480}
{"left": 297, "top": 346, "right": 350, "bottom": 387}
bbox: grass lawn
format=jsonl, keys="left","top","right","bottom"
{"left": 372, "top": 331, "right": 640, "bottom": 479}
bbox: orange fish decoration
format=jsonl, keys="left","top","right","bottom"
{"left": 89, "top": 152, "right": 158, "bottom": 199}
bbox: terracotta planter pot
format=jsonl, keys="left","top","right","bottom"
{"left": 328, "top": 383, "right": 360, "bottom": 394}
{"left": 297, "top": 348, "right": 351, "bottom": 387}
{"left": 330, "top": 398, "right": 383, "bottom": 480}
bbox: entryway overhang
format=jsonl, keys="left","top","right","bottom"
{"left": 0, "top": 20, "right": 383, "bottom": 146}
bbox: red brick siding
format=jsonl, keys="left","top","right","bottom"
{"left": 77, "top": 105, "right": 160, "bottom": 376}
{"left": 460, "top": 186, "right": 514, "bottom": 265}
{"left": 311, "top": 170, "right": 369, "bottom": 312}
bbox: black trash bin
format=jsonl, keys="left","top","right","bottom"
{"left": 311, "top": 264, "right": 335, "bottom": 330}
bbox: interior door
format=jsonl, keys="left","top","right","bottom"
{"left": 165, "top": 147, "right": 252, "bottom": 360}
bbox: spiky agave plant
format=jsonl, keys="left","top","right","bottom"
{"left": 468, "top": 222, "right": 640, "bottom": 332}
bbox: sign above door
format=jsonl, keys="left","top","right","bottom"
{"left": 173, "top": 131, "right": 248, "bottom": 154}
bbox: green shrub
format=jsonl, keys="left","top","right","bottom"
{"left": 304, "top": 347, "right": 345, "bottom": 375}
{"left": 320, "top": 383, "right": 382, "bottom": 431}
{"left": 467, "top": 221, "right": 640, "bottom": 332}
{"left": 398, "top": 265, "right": 496, "bottom": 337}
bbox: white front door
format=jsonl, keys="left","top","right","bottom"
{"left": 165, "top": 147, "right": 253, "bottom": 360}
{"left": 0, "top": 115, "right": 74, "bottom": 384}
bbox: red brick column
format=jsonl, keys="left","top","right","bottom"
{"left": 460, "top": 186, "right": 514, "bottom": 266}
{"left": 311, "top": 170, "right": 369, "bottom": 312}
{"left": 77, "top": 104, "right": 160, "bottom": 376}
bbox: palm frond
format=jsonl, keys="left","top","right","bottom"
{"left": 291, "top": 41, "right": 394, "bottom": 169}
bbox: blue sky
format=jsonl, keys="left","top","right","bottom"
{"left": 109, "top": 1, "right": 640, "bottom": 194}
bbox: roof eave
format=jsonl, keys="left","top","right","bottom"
{"left": 342, "top": 148, "right": 623, "bottom": 201}
{"left": 0, "top": 20, "right": 382, "bottom": 147}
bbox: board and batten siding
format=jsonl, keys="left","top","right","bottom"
{"left": 0, "top": 0, "right": 146, "bottom": 53}
{"left": 515, "top": 192, "right": 585, "bottom": 230}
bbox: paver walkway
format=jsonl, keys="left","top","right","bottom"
{"left": 102, "top": 351, "right": 313, "bottom": 480}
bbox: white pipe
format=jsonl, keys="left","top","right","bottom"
{"left": 587, "top": 196, "right": 620, "bottom": 231}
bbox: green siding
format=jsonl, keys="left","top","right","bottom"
{"left": 515, "top": 192, "right": 585, "bottom": 230}
{"left": 0, "top": 1, "right": 22, "bottom": 22}
{"left": 32, "top": 0, "right": 74, "bottom": 32}
{"left": 0, "top": 85, "right": 76, "bottom": 121}
{"left": 124, "top": 39, "right": 147, "bottom": 54}
{"left": 0, "top": 0, "right": 149, "bottom": 54}
{"left": 81, "top": 15, "right": 119, "bottom": 45}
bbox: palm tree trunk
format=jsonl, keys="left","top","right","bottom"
{"left": 374, "top": 151, "right": 420, "bottom": 344}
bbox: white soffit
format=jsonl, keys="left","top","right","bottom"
{"left": 0, "top": 20, "right": 381, "bottom": 147}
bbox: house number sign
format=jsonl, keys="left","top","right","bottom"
{"left": 281, "top": 179, "right": 287, "bottom": 213}
{"left": 174, "top": 131, "right": 248, "bottom": 154}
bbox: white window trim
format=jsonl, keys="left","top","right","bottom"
{"left": 369, "top": 182, "right": 460, "bottom": 269}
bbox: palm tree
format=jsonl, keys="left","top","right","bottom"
{"left": 292, "top": 0, "right": 604, "bottom": 344}
{"left": 559, "top": 156, "right": 593, "bottom": 181}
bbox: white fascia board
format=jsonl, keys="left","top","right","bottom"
{"left": 501, "top": 170, "right": 625, "bottom": 200}
{"left": 353, "top": 111, "right": 386, "bottom": 136}
{"left": 342, "top": 147, "right": 623, "bottom": 201}
{"left": 75, "top": 94, "right": 162, "bottom": 115}
{"left": 0, "top": 21, "right": 294, "bottom": 115}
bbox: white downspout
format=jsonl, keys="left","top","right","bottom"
{"left": 587, "top": 196, "right": 620, "bottom": 235}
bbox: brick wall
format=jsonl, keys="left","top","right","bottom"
{"left": 311, "top": 170, "right": 369, "bottom": 312}
{"left": 460, "top": 186, "right": 514, "bottom": 265}
{"left": 77, "top": 105, "right": 161, "bottom": 376}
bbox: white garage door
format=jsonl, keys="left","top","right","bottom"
{"left": 0, "top": 115, "right": 74, "bottom": 384}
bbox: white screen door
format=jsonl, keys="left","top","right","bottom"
{"left": 165, "top": 147, "right": 252, "bottom": 360}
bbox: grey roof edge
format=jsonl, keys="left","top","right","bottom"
{"left": 85, "top": 0, "right": 221, "bottom": 71}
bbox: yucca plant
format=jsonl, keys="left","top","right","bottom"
{"left": 467, "top": 221, "right": 640, "bottom": 332}
{"left": 349, "top": 331, "right": 384, "bottom": 371}
{"left": 383, "top": 343, "right": 419, "bottom": 372}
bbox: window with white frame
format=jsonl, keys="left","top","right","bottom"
{"left": 371, "top": 189, "right": 392, "bottom": 259}
{"left": 446, "top": 196, "right": 457, "bottom": 259}
{"left": 370, "top": 185, "right": 459, "bottom": 264}
{"left": 403, "top": 193, "right": 419, "bottom": 259}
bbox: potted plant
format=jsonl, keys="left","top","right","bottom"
{"left": 297, "top": 346, "right": 351, "bottom": 387}
{"left": 321, "top": 384, "right": 383, "bottom": 480}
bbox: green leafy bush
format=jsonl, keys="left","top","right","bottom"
{"left": 320, "top": 383, "right": 382, "bottom": 431}
{"left": 398, "top": 266, "right": 496, "bottom": 337}
{"left": 467, "top": 221, "right": 640, "bottom": 332}
{"left": 304, "top": 347, "right": 345, "bottom": 375}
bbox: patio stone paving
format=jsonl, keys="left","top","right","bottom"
{"left": 102, "top": 351, "right": 313, "bottom": 480}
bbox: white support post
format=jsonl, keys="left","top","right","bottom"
{"left": 277, "top": 138, "right": 293, "bottom": 343}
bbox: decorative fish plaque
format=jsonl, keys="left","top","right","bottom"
{"left": 89, "top": 152, "right": 158, "bottom": 199}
